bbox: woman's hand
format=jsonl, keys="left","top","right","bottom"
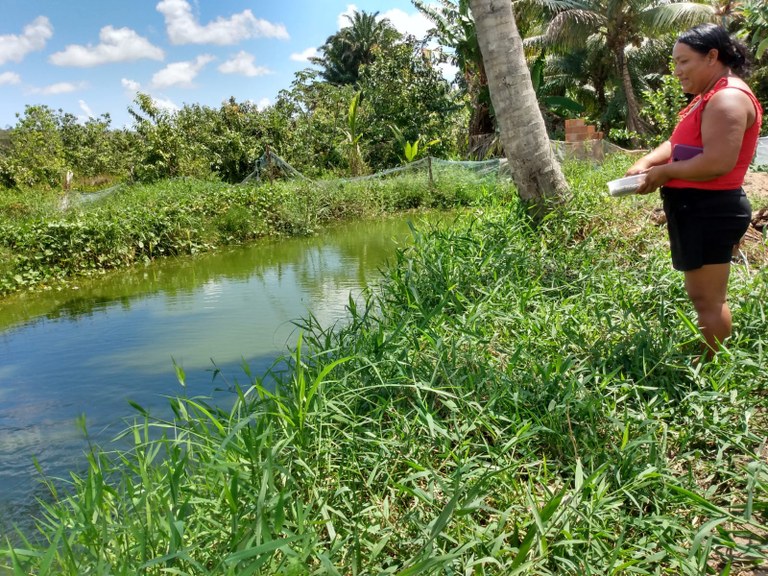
{"left": 624, "top": 141, "right": 673, "bottom": 180}
{"left": 635, "top": 165, "right": 670, "bottom": 195}
{"left": 625, "top": 158, "right": 652, "bottom": 176}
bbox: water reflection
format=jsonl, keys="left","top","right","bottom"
{"left": 0, "top": 214, "right": 432, "bottom": 537}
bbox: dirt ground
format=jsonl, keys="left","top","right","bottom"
{"left": 744, "top": 170, "right": 768, "bottom": 202}
{"left": 739, "top": 171, "right": 768, "bottom": 266}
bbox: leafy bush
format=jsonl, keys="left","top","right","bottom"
{"left": 0, "top": 168, "right": 500, "bottom": 295}
{"left": 640, "top": 65, "right": 687, "bottom": 147}
{"left": 214, "top": 205, "right": 258, "bottom": 241}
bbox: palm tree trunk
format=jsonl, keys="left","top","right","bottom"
{"left": 469, "top": 0, "right": 569, "bottom": 218}
{"left": 468, "top": 59, "right": 494, "bottom": 156}
{"left": 617, "top": 49, "right": 645, "bottom": 136}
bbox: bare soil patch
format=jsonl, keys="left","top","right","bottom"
{"left": 744, "top": 171, "right": 768, "bottom": 203}
{"left": 741, "top": 171, "right": 768, "bottom": 266}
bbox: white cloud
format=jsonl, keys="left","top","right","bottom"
{"left": 381, "top": 8, "right": 431, "bottom": 40}
{"left": 122, "top": 78, "right": 142, "bottom": 93}
{"left": 152, "top": 96, "right": 179, "bottom": 113}
{"left": 218, "top": 51, "right": 271, "bottom": 77}
{"left": 119, "top": 80, "right": 178, "bottom": 117}
{"left": 79, "top": 100, "right": 95, "bottom": 119}
{"left": 33, "top": 82, "right": 86, "bottom": 95}
{"left": 152, "top": 54, "right": 215, "bottom": 88}
{"left": 256, "top": 98, "right": 271, "bottom": 111}
{"left": 157, "top": 0, "right": 289, "bottom": 45}
{"left": 438, "top": 61, "right": 460, "bottom": 81}
{"left": 335, "top": 5, "right": 431, "bottom": 39}
{"left": 0, "top": 16, "right": 53, "bottom": 66}
{"left": 50, "top": 26, "right": 164, "bottom": 67}
{"left": 291, "top": 47, "right": 318, "bottom": 62}
{"left": 0, "top": 71, "right": 22, "bottom": 85}
{"left": 337, "top": 5, "right": 358, "bottom": 29}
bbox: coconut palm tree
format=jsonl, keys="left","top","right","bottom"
{"left": 535, "top": 0, "right": 714, "bottom": 135}
{"left": 413, "top": 0, "right": 495, "bottom": 155}
{"left": 312, "top": 10, "right": 401, "bottom": 86}
{"left": 468, "top": 0, "right": 569, "bottom": 217}
{"left": 414, "top": 0, "right": 557, "bottom": 155}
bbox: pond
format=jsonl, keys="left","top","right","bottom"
{"left": 0, "top": 214, "right": 434, "bottom": 537}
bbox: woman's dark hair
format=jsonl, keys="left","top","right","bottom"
{"left": 677, "top": 23, "right": 752, "bottom": 77}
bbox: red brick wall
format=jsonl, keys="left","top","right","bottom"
{"left": 564, "top": 119, "right": 603, "bottom": 143}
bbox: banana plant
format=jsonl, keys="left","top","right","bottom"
{"left": 341, "top": 91, "right": 366, "bottom": 176}
{"left": 389, "top": 124, "right": 441, "bottom": 163}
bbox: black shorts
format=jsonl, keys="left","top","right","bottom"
{"left": 660, "top": 187, "right": 752, "bottom": 271}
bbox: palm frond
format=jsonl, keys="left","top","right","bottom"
{"left": 522, "top": 0, "right": 593, "bottom": 13}
{"left": 639, "top": 3, "right": 715, "bottom": 33}
{"left": 545, "top": 10, "right": 606, "bottom": 49}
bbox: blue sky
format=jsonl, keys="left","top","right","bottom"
{"left": 0, "top": 0, "right": 436, "bottom": 129}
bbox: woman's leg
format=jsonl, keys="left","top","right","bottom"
{"left": 683, "top": 263, "right": 732, "bottom": 356}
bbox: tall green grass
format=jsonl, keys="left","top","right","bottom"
{"left": 3, "top": 156, "right": 768, "bottom": 574}
{"left": 0, "top": 168, "right": 507, "bottom": 295}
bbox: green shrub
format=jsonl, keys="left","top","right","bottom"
{"left": 0, "top": 167, "right": 501, "bottom": 295}
{"left": 215, "top": 205, "right": 257, "bottom": 241}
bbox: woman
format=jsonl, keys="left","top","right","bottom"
{"left": 627, "top": 23, "right": 762, "bottom": 357}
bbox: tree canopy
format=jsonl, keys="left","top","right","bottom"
{"left": 1, "top": 3, "right": 767, "bottom": 190}
{"left": 312, "top": 11, "right": 402, "bottom": 86}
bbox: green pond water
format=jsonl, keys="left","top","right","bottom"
{"left": 0, "top": 213, "right": 436, "bottom": 538}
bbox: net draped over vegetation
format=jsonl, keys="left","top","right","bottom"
{"left": 239, "top": 150, "right": 512, "bottom": 185}
{"left": 233, "top": 141, "right": 639, "bottom": 187}
{"left": 755, "top": 136, "right": 768, "bottom": 168}
{"left": 44, "top": 137, "right": 768, "bottom": 214}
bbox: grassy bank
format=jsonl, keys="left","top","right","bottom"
{"left": 3, "top": 157, "right": 768, "bottom": 574}
{"left": 0, "top": 167, "right": 503, "bottom": 296}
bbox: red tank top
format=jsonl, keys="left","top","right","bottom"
{"left": 665, "top": 76, "right": 763, "bottom": 190}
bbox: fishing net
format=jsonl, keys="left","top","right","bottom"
{"left": 242, "top": 136, "right": 768, "bottom": 185}
{"left": 240, "top": 139, "right": 641, "bottom": 186}
{"left": 59, "top": 183, "right": 125, "bottom": 210}
{"left": 754, "top": 136, "right": 768, "bottom": 169}
{"left": 241, "top": 149, "right": 309, "bottom": 184}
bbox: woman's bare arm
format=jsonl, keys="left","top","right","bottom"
{"left": 626, "top": 141, "right": 672, "bottom": 176}
{"left": 635, "top": 88, "right": 753, "bottom": 193}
